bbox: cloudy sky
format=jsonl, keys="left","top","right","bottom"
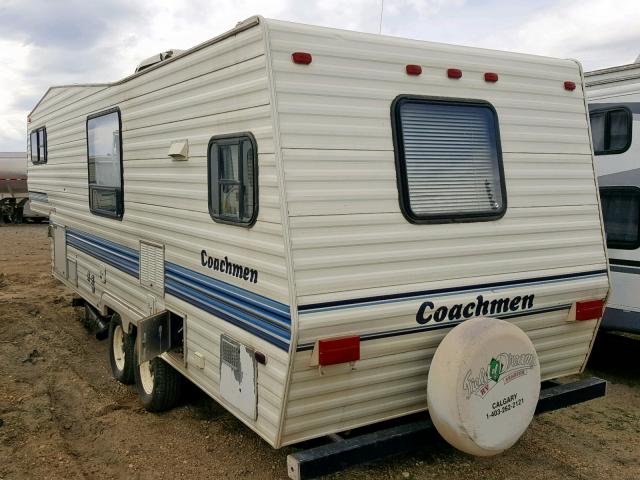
{"left": 1, "top": 0, "right": 639, "bottom": 151}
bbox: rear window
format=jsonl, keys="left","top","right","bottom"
{"left": 599, "top": 187, "right": 640, "bottom": 250}
{"left": 589, "top": 107, "right": 632, "bottom": 155}
{"left": 392, "top": 96, "right": 506, "bottom": 223}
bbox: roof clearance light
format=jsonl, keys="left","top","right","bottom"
{"left": 447, "top": 68, "right": 462, "bottom": 79}
{"left": 406, "top": 64, "right": 422, "bottom": 75}
{"left": 318, "top": 336, "right": 360, "bottom": 366}
{"left": 564, "top": 81, "right": 576, "bottom": 91}
{"left": 484, "top": 72, "right": 499, "bottom": 82}
{"left": 575, "top": 299, "right": 605, "bottom": 321}
{"left": 292, "top": 52, "right": 312, "bottom": 65}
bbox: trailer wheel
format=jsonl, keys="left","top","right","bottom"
{"left": 133, "top": 340, "right": 182, "bottom": 412}
{"left": 108, "top": 314, "right": 135, "bottom": 384}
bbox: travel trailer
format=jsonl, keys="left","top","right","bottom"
{"left": 586, "top": 61, "right": 640, "bottom": 333}
{"left": 27, "top": 16, "right": 609, "bottom": 457}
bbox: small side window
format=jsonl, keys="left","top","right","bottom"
{"left": 392, "top": 96, "right": 506, "bottom": 223}
{"left": 86, "top": 108, "right": 123, "bottom": 219}
{"left": 207, "top": 134, "right": 258, "bottom": 227}
{"left": 589, "top": 107, "right": 632, "bottom": 155}
{"left": 599, "top": 187, "right": 640, "bottom": 250}
{"left": 30, "top": 127, "right": 47, "bottom": 164}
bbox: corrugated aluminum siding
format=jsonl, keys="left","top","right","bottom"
{"left": 264, "top": 19, "right": 609, "bottom": 445}
{"left": 28, "top": 23, "right": 291, "bottom": 447}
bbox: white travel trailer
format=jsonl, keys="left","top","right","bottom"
{"left": 586, "top": 61, "right": 640, "bottom": 333}
{"left": 28, "top": 16, "right": 609, "bottom": 456}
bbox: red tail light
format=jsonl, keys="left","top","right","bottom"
{"left": 564, "top": 81, "right": 576, "bottom": 91}
{"left": 406, "top": 64, "right": 422, "bottom": 75}
{"left": 575, "top": 300, "right": 604, "bottom": 321}
{"left": 484, "top": 72, "right": 499, "bottom": 82}
{"left": 292, "top": 52, "right": 312, "bottom": 65}
{"left": 447, "top": 68, "right": 462, "bottom": 79}
{"left": 317, "top": 336, "right": 360, "bottom": 366}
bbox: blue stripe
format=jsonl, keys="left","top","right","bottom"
{"left": 67, "top": 229, "right": 139, "bottom": 278}
{"left": 65, "top": 228, "right": 291, "bottom": 351}
{"left": 165, "top": 262, "right": 291, "bottom": 351}
{"left": 298, "top": 269, "right": 608, "bottom": 313}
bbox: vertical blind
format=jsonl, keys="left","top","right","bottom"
{"left": 396, "top": 99, "right": 505, "bottom": 221}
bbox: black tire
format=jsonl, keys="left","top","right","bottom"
{"left": 108, "top": 314, "right": 135, "bottom": 384}
{"left": 133, "top": 340, "right": 182, "bottom": 412}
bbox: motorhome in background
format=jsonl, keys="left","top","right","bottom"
{"left": 27, "top": 16, "right": 609, "bottom": 455}
{"left": 0, "top": 151, "right": 47, "bottom": 223}
{"left": 586, "top": 60, "right": 640, "bottom": 333}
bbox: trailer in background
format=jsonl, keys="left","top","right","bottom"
{"left": 0, "top": 152, "right": 47, "bottom": 224}
{"left": 586, "top": 61, "right": 640, "bottom": 333}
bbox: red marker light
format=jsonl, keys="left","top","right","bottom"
{"left": 484, "top": 72, "right": 499, "bottom": 82}
{"left": 317, "top": 336, "right": 360, "bottom": 366}
{"left": 564, "top": 81, "right": 576, "bottom": 91}
{"left": 292, "top": 52, "right": 312, "bottom": 65}
{"left": 575, "top": 299, "right": 604, "bottom": 321}
{"left": 447, "top": 68, "right": 462, "bottom": 79}
{"left": 406, "top": 64, "right": 422, "bottom": 75}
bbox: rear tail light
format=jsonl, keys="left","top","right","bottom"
{"left": 567, "top": 299, "right": 605, "bottom": 322}
{"left": 447, "top": 68, "right": 462, "bottom": 79}
{"left": 314, "top": 336, "right": 360, "bottom": 366}
{"left": 292, "top": 52, "right": 312, "bottom": 65}
{"left": 575, "top": 299, "right": 605, "bottom": 321}
{"left": 564, "top": 81, "right": 576, "bottom": 91}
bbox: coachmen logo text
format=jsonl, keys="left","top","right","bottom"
{"left": 416, "top": 294, "right": 535, "bottom": 325}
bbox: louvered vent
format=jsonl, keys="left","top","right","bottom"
{"left": 139, "top": 241, "right": 164, "bottom": 294}
{"left": 396, "top": 99, "right": 505, "bottom": 220}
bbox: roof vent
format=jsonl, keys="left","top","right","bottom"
{"left": 135, "top": 49, "right": 184, "bottom": 73}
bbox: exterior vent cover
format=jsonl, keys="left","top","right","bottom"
{"left": 139, "top": 241, "right": 164, "bottom": 294}
{"left": 221, "top": 335, "right": 242, "bottom": 375}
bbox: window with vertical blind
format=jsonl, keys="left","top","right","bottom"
{"left": 207, "top": 133, "right": 258, "bottom": 227}
{"left": 392, "top": 96, "right": 506, "bottom": 223}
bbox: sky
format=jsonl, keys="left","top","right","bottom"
{"left": 1, "top": 0, "right": 639, "bottom": 151}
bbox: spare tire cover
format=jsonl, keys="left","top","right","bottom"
{"left": 427, "top": 317, "right": 541, "bottom": 456}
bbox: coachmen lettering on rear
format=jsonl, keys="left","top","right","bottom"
{"left": 416, "top": 294, "right": 535, "bottom": 325}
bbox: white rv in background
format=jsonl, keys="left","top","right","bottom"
{"left": 586, "top": 61, "right": 640, "bottom": 333}
{"left": 27, "top": 16, "right": 609, "bottom": 455}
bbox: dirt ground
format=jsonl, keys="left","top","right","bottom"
{"left": 1, "top": 224, "right": 639, "bottom": 480}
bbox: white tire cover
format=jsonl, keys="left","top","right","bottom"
{"left": 427, "top": 317, "right": 541, "bottom": 456}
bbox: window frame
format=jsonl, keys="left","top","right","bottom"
{"left": 85, "top": 106, "right": 124, "bottom": 220}
{"left": 391, "top": 95, "right": 507, "bottom": 225}
{"left": 589, "top": 106, "right": 632, "bottom": 156}
{"left": 599, "top": 186, "right": 640, "bottom": 250}
{"left": 29, "top": 126, "right": 47, "bottom": 165}
{"left": 207, "top": 133, "right": 258, "bottom": 228}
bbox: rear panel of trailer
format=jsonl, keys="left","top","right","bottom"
{"left": 264, "top": 19, "right": 609, "bottom": 445}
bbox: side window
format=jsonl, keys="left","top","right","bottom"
{"left": 599, "top": 187, "right": 640, "bottom": 250}
{"left": 392, "top": 96, "right": 506, "bottom": 223}
{"left": 589, "top": 107, "right": 632, "bottom": 155}
{"left": 29, "top": 127, "right": 47, "bottom": 164}
{"left": 86, "top": 108, "right": 123, "bottom": 219}
{"left": 207, "top": 134, "right": 258, "bottom": 226}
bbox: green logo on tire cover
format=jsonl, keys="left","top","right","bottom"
{"left": 489, "top": 357, "right": 503, "bottom": 382}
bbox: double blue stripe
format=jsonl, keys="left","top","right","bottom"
{"left": 67, "top": 229, "right": 139, "bottom": 278}
{"left": 165, "top": 262, "right": 291, "bottom": 351}
{"left": 66, "top": 228, "right": 291, "bottom": 350}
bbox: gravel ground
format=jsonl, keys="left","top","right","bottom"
{"left": 1, "top": 224, "right": 639, "bottom": 480}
